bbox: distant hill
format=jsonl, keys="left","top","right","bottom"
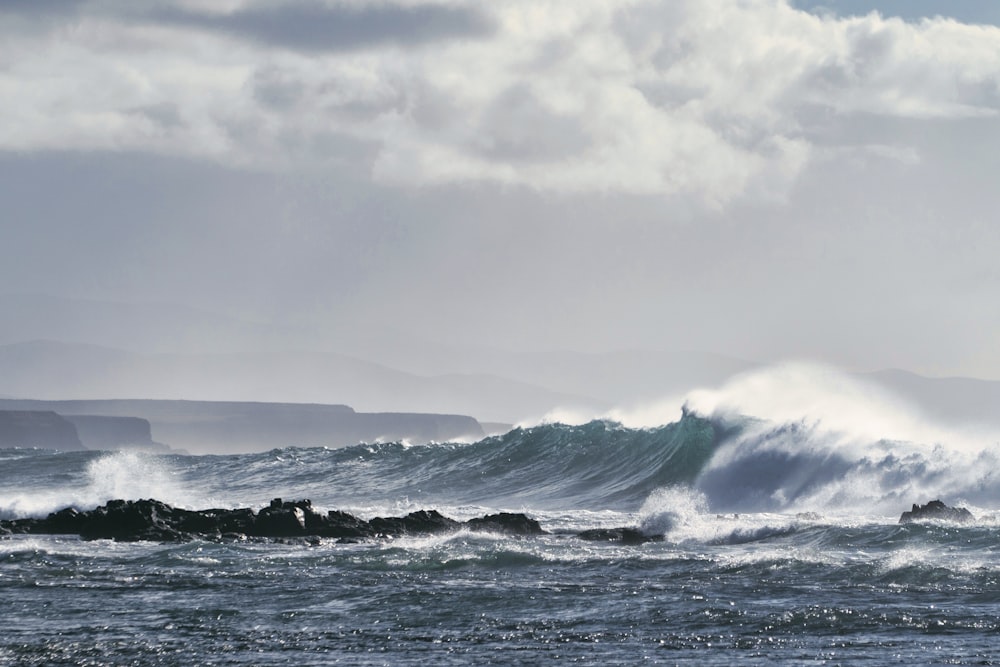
{"left": 864, "top": 369, "right": 1000, "bottom": 430}
{"left": 0, "top": 340, "right": 602, "bottom": 423}
{"left": 351, "top": 336, "right": 756, "bottom": 407}
{"left": 0, "top": 294, "right": 755, "bottom": 422}
{"left": 0, "top": 293, "right": 297, "bottom": 354}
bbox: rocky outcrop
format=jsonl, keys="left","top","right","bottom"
{"left": 899, "top": 499, "right": 974, "bottom": 524}
{"left": 0, "top": 410, "right": 85, "bottom": 451}
{"left": 0, "top": 498, "right": 683, "bottom": 546}
{"left": 0, "top": 498, "right": 547, "bottom": 543}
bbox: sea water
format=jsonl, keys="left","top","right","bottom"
{"left": 3, "top": 373, "right": 1000, "bottom": 664}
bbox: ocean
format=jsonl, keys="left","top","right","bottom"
{"left": 3, "top": 404, "right": 1000, "bottom": 665}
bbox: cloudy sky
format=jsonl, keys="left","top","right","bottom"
{"left": 3, "top": 0, "right": 1000, "bottom": 379}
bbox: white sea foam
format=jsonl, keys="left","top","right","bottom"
{"left": 543, "top": 361, "right": 997, "bottom": 448}
{"left": 683, "top": 362, "right": 997, "bottom": 451}
{"left": 637, "top": 486, "right": 709, "bottom": 536}
{"left": 597, "top": 363, "right": 1000, "bottom": 516}
{"left": 84, "top": 451, "right": 189, "bottom": 504}
{"left": 0, "top": 450, "right": 198, "bottom": 519}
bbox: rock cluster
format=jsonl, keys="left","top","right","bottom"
{"left": 0, "top": 498, "right": 546, "bottom": 543}
{"left": 899, "top": 499, "right": 974, "bottom": 524}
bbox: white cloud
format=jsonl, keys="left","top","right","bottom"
{"left": 2, "top": 0, "right": 999, "bottom": 205}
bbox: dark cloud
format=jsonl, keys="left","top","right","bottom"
{"left": 476, "top": 85, "right": 592, "bottom": 162}
{"left": 0, "top": 0, "right": 84, "bottom": 16}
{"left": 128, "top": 102, "right": 184, "bottom": 130}
{"left": 156, "top": 1, "right": 495, "bottom": 53}
{"left": 250, "top": 66, "right": 408, "bottom": 121}
{"left": 251, "top": 68, "right": 309, "bottom": 111}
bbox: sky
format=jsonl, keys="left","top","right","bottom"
{"left": 2, "top": 0, "right": 1000, "bottom": 379}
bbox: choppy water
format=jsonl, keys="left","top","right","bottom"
{"left": 4, "top": 369, "right": 1000, "bottom": 665}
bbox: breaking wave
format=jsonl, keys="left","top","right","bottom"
{"left": 4, "top": 364, "right": 1000, "bottom": 523}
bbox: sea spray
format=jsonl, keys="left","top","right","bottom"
{"left": 637, "top": 486, "right": 708, "bottom": 537}
{"left": 693, "top": 417, "right": 1000, "bottom": 516}
{"left": 683, "top": 362, "right": 996, "bottom": 452}
{"left": 0, "top": 450, "right": 197, "bottom": 519}
{"left": 84, "top": 451, "right": 189, "bottom": 506}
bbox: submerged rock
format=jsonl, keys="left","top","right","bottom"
{"left": 899, "top": 500, "right": 974, "bottom": 524}
{"left": 576, "top": 527, "right": 664, "bottom": 545}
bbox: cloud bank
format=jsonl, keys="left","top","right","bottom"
{"left": 2, "top": 0, "right": 998, "bottom": 207}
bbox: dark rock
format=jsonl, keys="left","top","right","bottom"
{"left": 217, "top": 508, "right": 256, "bottom": 535}
{"left": 1, "top": 498, "right": 547, "bottom": 543}
{"left": 44, "top": 507, "right": 87, "bottom": 534}
{"left": 403, "top": 509, "right": 460, "bottom": 533}
{"left": 465, "top": 512, "right": 546, "bottom": 535}
{"left": 318, "top": 510, "right": 372, "bottom": 539}
{"left": 369, "top": 510, "right": 460, "bottom": 537}
{"left": 175, "top": 508, "right": 245, "bottom": 536}
{"left": 79, "top": 499, "right": 186, "bottom": 542}
{"left": 899, "top": 499, "right": 975, "bottom": 524}
{"left": 2, "top": 517, "right": 40, "bottom": 535}
{"left": 253, "top": 507, "right": 306, "bottom": 537}
{"left": 576, "top": 527, "right": 664, "bottom": 545}
{"left": 252, "top": 498, "right": 332, "bottom": 538}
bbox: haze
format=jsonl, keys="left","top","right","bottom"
{"left": 3, "top": 0, "right": 1000, "bottom": 428}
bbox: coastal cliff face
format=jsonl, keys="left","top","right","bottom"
{"left": 0, "top": 399, "right": 486, "bottom": 453}
{"left": 64, "top": 415, "right": 156, "bottom": 450}
{"left": 0, "top": 410, "right": 159, "bottom": 451}
{"left": 0, "top": 411, "right": 85, "bottom": 451}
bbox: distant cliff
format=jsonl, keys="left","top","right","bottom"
{"left": 64, "top": 415, "right": 160, "bottom": 451}
{"left": 0, "top": 399, "right": 486, "bottom": 454}
{"left": 0, "top": 411, "right": 85, "bottom": 450}
{"left": 0, "top": 410, "right": 163, "bottom": 452}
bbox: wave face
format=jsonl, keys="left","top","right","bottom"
{"left": 4, "top": 406, "right": 1000, "bottom": 522}
{"left": 134, "top": 413, "right": 719, "bottom": 515}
